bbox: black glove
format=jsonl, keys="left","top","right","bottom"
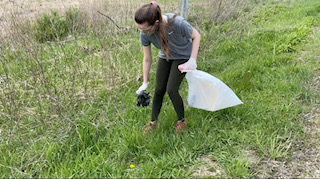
{"left": 136, "top": 91, "right": 150, "bottom": 107}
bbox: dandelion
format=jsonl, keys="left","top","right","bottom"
{"left": 248, "top": 70, "right": 251, "bottom": 73}
{"left": 130, "top": 164, "right": 135, "bottom": 168}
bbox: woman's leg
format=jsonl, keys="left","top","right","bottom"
{"left": 166, "top": 59, "right": 188, "bottom": 121}
{"left": 151, "top": 58, "right": 172, "bottom": 121}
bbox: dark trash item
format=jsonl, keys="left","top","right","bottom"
{"left": 137, "top": 91, "right": 150, "bottom": 107}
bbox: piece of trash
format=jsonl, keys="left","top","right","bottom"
{"left": 136, "top": 91, "right": 150, "bottom": 107}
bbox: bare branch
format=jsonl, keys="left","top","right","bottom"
{"left": 97, "top": 11, "right": 122, "bottom": 30}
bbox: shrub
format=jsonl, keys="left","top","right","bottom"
{"left": 35, "top": 10, "right": 68, "bottom": 42}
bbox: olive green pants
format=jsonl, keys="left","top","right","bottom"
{"left": 151, "top": 58, "right": 188, "bottom": 121}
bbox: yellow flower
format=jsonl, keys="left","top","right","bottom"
{"left": 130, "top": 164, "right": 135, "bottom": 168}
{"left": 248, "top": 70, "right": 251, "bottom": 73}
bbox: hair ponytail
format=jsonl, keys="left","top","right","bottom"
{"left": 135, "top": 2, "right": 176, "bottom": 60}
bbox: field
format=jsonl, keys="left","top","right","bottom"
{"left": 0, "top": 0, "right": 320, "bottom": 177}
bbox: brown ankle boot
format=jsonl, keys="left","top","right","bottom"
{"left": 143, "top": 121, "right": 158, "bottom": 135}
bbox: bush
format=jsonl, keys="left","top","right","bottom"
{"left": 35, "top": 8, "right": 87, "bottom": 42}
{"left": 35, "top": 10, "right": 68, "bottom": 42}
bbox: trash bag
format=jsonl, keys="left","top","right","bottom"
{"left": 185, "top": 70, "right": 243, "bottom": 111}
{"left": 136, "top": 91, "right": 150, "bottom": 107}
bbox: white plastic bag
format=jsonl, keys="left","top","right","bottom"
{"left": 185, "top": 70, "right": 243, "bottom": 111}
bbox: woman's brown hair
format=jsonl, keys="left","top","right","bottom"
{"left": 135, "top": 2, "right": 176, "bottom": 60}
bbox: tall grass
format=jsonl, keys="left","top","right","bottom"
{"left": 0, "top": 0, "right": 319, "bottom": 177}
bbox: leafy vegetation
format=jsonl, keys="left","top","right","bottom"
{"left": 35, "top": 8, "right": 87, "bottom": 42}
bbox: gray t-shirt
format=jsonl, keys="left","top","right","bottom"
{"left": 139, "top": 13, "right": 193, "bottom": 60}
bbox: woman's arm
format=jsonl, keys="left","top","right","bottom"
{"left": 136, "top": 45, "right": 152, "bottom": 94}
{"left": 142, "top": 45, "right": 152, "bottom": 83}
{"left": 178, "top": 28, "right": 200, "bottom": 73}
{"left": 190, "top": 28, "right": 201, "bottom": 60}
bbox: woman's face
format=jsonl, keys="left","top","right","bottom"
{"left": 136, "top": 22, "right": 157, "bottom": 35}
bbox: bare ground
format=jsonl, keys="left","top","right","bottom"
{"left": 254, "top": 105, "right": 320, "bottom": 178}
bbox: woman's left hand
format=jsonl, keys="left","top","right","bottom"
{"left": 178, "top": 58, "right": 197, "bottom": 73}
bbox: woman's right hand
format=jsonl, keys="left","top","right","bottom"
{"left": 178, "top": 57, "right": 197, "bottom": 73}
{"left": 136, "top": 82, "right": 149, "bottom": 94}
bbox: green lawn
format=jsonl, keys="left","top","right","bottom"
{"left": 0, "top": 0, "right": 319, "bottom": 177}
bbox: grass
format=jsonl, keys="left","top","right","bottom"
{"left": 0, "top": 0, "right": 320, "bottom": 177}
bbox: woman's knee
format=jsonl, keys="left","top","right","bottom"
{"left": 154, "top": 87, "right": 166, "bottom": 96}
{"left": 166, "top": 87, "right": 179, "bottom": 98}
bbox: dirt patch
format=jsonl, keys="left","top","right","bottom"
{"left": 254, "top": 107, "right": 320, "bottom": 178}
{"left": 193, "top": 155, "right": 225, "bottom": 177}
